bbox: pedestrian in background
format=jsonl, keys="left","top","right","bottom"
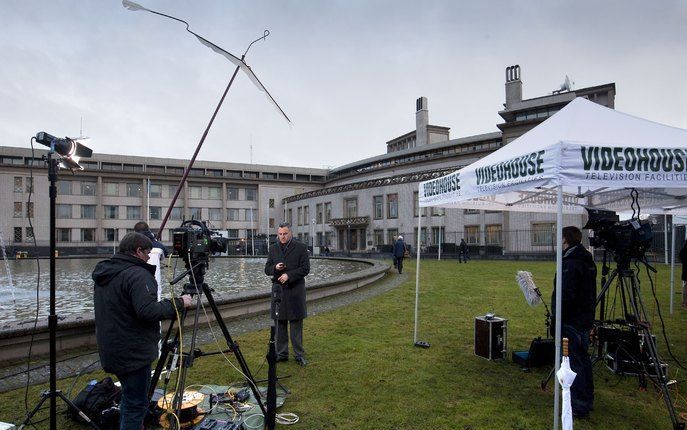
{"left": 392, "top": 235, "right": 407, "bottom": 274}
{"left": 458, "top": 238, "right": 469, "bottom": 263}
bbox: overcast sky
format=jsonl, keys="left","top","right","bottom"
{"left": 1, "top": 1, "right": 685, "bottom": 169}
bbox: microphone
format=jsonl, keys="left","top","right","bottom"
{"left": 35, "top": 131, "right": 93, "bottom": 158}
{"left": 271, "top": 282, "right": 282, "bottom": 303}
{"left": 271, "top": 283, "right": 282, "bottom": 320}
{"left": 516, "top": 270, "right": 543, "bottom": 307}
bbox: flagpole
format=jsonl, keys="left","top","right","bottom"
{"left": 146, "top": 177, "right": 150, "bottom": 224}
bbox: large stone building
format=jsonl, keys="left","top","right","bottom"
{"left": 0, "top": 66, "right": 615, "bottom": 256}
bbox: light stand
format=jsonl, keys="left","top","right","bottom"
{"left": 265, "top": 283, "right": 281, "bottom": 430}
{"left": 21, "top": 150, "right": 99, "bottom": 430}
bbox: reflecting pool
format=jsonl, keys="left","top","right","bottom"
{"left": 0, "top": 257, "right": 368, "bottom": 325}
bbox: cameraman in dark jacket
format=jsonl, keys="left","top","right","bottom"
{"left": 551, "top": 226, "right": 597, "bottom": 419}
{"left": 93, "top": 232, "right": 192, "bottom": 430}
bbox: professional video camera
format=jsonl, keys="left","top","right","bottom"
{"left": 172, "top": 219, "right": 229, "bottom": 264}
{"left": 583, "top": 208, "right": 653, "bottom": 264}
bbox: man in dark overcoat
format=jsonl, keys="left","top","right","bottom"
{"left": 392, "top": 235, "right": 406, "bottom": 274}
{"left": 265, "top": 222, "right": 310, "bottom": 366}
{"left": 551, "top": 226, "right": 597, "bottom": 419}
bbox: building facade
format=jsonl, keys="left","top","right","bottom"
{"left": 286, "top": 65, "right": 615, "bottom": 254}
{"left": 0, "top": 66, "right": 615, "bottom": 256}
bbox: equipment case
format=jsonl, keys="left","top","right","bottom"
{"left": 474, "top": 315, "right": 507, "bottom": 360}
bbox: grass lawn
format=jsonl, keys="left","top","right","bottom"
{"left": 1, "top": 259, "right": 686, "bottom": 429}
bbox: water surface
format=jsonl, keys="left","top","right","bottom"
{"left": 0, "top": 257, "right": 367, "bottom": 325}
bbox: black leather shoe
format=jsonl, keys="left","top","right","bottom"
{"left": 276, "top": 356, "right": 288, "bottom": 362}
{"left": 295, "top": 356, "right": 307, "bottom": 367}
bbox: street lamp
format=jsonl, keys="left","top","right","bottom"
{"left": 347, "top": 220, "right": 352, "bottom": 256}
{"left": 311, "top": 218, "right": 315, "bottom": 254}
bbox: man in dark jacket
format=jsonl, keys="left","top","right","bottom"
{"left": 458, "top": 239, "right": 469, "bottom": 263}
{"left": 265, "top": 222, "right": 310, "bottom": 366}
{"left": 134, "top": 221, "right": 168, "bottom": 257}
{"left": 392, "top": 235, "right": 406, "bottom": 274}
{"left": 93, "top": 232, "right": 192, "bottom": 430}
{"left": 551, "top": 226, "right": 597, "bottom": 419}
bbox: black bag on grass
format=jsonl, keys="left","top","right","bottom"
{"left": 70, "top": 377, "right": 121, "bottom": 426}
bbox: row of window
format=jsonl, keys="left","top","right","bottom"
{"left": 4, "top": 161, "right": 324, "bottom": 182}
{"left": 288, "top": 202, "right": 333, "bottom": 226}
{"left": 13, "top": 177, "right": 34, "bottom": 193}
{"left": 11, "top": 223, "right": 557, "bottom": 246}
{"left": 514, "top": 106, "right": 561, "bottom": 122}
{"left": 34, "top": 204, "right": 260, "bottom": 222}
{"left": 287, "top": 194, "right": 451, "bottom": 227}
{"left": 461, "top": 223, "right": 556, "bottom": 246}
{"left": 13, "top": 177, "right": 259, "bottom": 201}
{"left": 11, "top": 227, "right": 259, "bottom": 243}
{"left": 295, "top": 231, "right": 334, "bottom": 247}
{"left": 332, "top": 139, "right": 503, "bottom": 180}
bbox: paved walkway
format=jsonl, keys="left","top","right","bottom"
{"left": 0, "top": 271, "right": 407, "bottom": 393}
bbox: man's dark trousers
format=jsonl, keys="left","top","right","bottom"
{"left": 117, "top": 365, "right": 151, "bottom": 430}
{"left": 563, "top": 324, "right": 594, "bottom": 416}
{"left": 277, "top": 319, "right": 304, "bottom": 360}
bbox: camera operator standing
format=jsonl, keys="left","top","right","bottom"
{"left": 93, "top": 232, "right": 193, "bottom": 430}
{"left": 551, "top": 226, "right": 597, "bottom": 419}
{"left": 265, "top": 222, "right": 310, "bottom": 366}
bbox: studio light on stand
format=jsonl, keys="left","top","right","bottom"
{"left": 21, "top": 132, "right": 96, "bottom": 430}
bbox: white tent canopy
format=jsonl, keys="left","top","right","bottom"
{"left": 415, "top": 97, "right": 687, "bottom": 430}
{"left": 419, "top": 97, "right": 687, "bottom": 214}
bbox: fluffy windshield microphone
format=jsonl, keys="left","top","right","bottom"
{"left": 516, "top": 270, "right": 542, "bottom": 307}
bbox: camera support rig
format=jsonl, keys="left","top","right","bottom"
{"left": 585, "top": 205, "right": 684, "bottom": 429}
{"left": 595, "top": 258, "right": 684, "bottom": 430}
{"left": 147, "top": 221, "right": 267, "bottom": 429}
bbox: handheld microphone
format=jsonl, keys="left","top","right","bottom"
{"left": 271, "top": 282, "right": 282, "bottom": 303}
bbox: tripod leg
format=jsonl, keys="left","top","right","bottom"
{"left": 266, "top": 324, "right": 277, "bottom": 430}
{"left": 626, "top": 272, "right": 685, "bottom": 430}
{"left": 20, "top": 390, "right": 103, "bottom": 430}
{"left": 19, "top": 391, "right": 50, "bottom": 429}
{"left": 201, "top": 283, "right": 268, "bottom": 419}
{"left": 56, "top": 391, "right": 102, "bottom": 430}
{"left": 149, "top": 316, "right": 181, "bottom": 401}
{"left": 540, "top": 366, "right": 555, "bottom": 391}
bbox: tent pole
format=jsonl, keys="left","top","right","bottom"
{"left": 438, "top": 226, "right": 442, "bottom": 261}
{"left": 553, "top": 185, "right": 563, "bottom": 430}
{"left": 670, "top": 223, "right": 676, "bottom": 314}
{"left": 665, "top": 214, "right": 669, "bottom": 265}
{"left": 414, "top": 210, "right": 422, "bottom": 344}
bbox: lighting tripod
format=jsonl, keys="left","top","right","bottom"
{"left": 148, "top": 258, "right": 267, "bottom": 429}
{"left": 595, "top": 259, "right": 684, "bottom": 430}
{"left": 20, "top": 152, "right": 100, "bottom": 430}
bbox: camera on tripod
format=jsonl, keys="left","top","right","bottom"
{"left": 583, "top": 208, "right": 653, "bottom": 263}
{"left": 172, "top": 220, "right": 229, "bottom": 263}
{"left": 584, "top": 207, "right": 684, "bottom": 428}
